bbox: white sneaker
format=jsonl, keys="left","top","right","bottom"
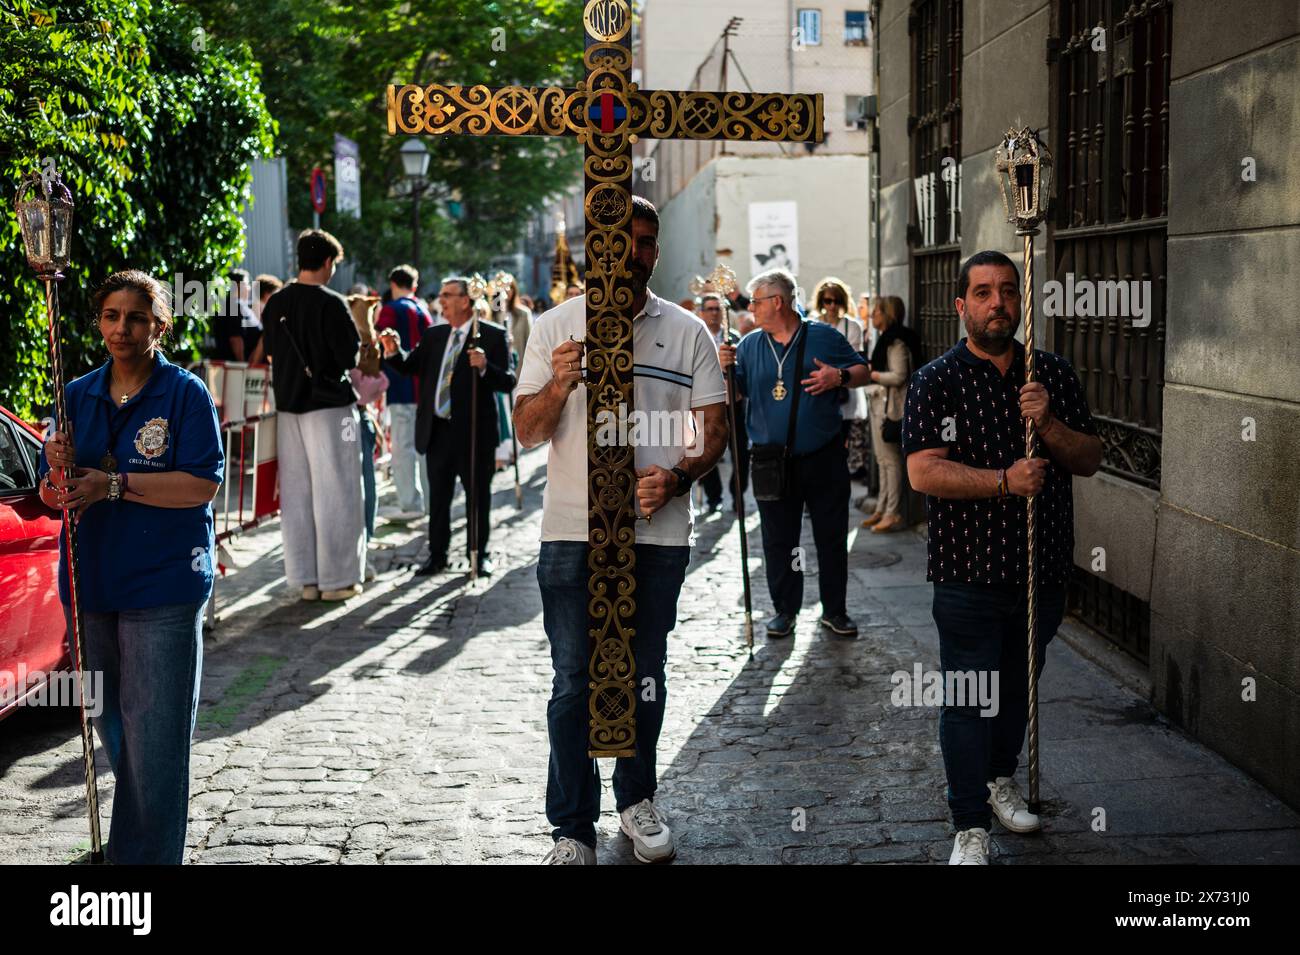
{"left": 321, "top": 584, "right": 363, "bottom": 601}
{"left": 949, "top": 827, "right": 990, "bottom": 865}
{"left": 542, "top": 837, "right": 596, "bottom": 865}
{"left": 987, "top": 777, "right": 1041, "bottom": 833}
{"left": 379, "top": 507, "right": 423, "bottom": 523}
{"left": 619, "top": 799, "right": 675, "bottom": 863}
{"left": 301, "top": 585, "right": 320, "bottom": 601}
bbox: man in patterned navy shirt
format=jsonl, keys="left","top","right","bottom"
{"left": 902, "top": 250, "right": 1102, "bottom": 865}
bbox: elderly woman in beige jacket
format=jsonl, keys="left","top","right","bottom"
{"left": 863, "top": 296, "right": 919, "bottom": 532}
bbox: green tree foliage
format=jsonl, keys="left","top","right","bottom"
{"left": 0, "top": 0, "right": 275, "bottom": 419}
{"left": 185, "top": 0, "right": 584, "bottom": 280}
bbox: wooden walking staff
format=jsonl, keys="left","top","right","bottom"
{"left": 466, "top": 274, "right": 490, "bottom": 583}
{"left": 15, "top": 171, "right": 104, "bottom": 862}
{"left": 995, "top": 127, "right": 1054, "bottom": 815}
{"left": 387, "top": 0, "right": 821, "bottom": 755}
{"left": 692, "top": 265, "right": 754, "bottom": 651}
{"left": 489, "top": 271, "right": 525, "bottom": 510}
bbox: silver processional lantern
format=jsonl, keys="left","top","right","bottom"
{"left": 994, "top": 126, "right": 1053, "bottom": 235}
{"left": 15, "top": 172, "right": 74, "bottom": 278}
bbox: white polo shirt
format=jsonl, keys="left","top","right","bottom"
{"left": 516, "top": 291, "right": 726, "bottom": 546}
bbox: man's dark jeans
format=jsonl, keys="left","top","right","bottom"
{"left": 755, "top": 437, "right": 851, "bottom": 618}
{"left": 932, "top": 582, "right": 1067, "bottom": 831}
{"left": 538, "top": 540, "right": 690, "bottom": 848}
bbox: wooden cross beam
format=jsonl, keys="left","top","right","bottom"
{"left": 387, "top": 0, "right": 823, "bottom": 757}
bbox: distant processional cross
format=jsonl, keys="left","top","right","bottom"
{"left": 387, "top": 0, "right": 822, "bottom": 757}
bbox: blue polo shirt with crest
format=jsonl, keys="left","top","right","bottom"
{"left": 39, "top": 352, "right": 224, "bottom": 612}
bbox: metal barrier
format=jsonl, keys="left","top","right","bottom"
{"left": 196, "top": 360, "right": 280, "bottom": 627}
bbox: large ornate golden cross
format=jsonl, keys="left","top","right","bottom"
{"left": 388, "top": 0, "right": 822, "bottom": 757}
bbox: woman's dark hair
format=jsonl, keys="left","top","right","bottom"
{"left": 93, "top": 270, "right": 173, "bottom": 330}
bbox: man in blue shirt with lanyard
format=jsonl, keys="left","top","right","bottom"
{"left": 719, "top": 267, "right": 871, "bottom": 640}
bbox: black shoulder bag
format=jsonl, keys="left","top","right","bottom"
{"left": 279, "top": 316, "right": 353, "bottom": 406}
{"left": 749, "top": 325, "right": 808, "bottom": 502}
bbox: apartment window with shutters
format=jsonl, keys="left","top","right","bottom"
{"left": 797, "top": 9, "right": 822, "bottom": 46}
{"left": 845, "top": 10, "right": 869, "bottom": 46}
{"left": 908, "top": 0, "right": 963, "bottom": 363}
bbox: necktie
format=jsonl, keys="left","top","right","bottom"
{"left": 435, "top": 329, "right": 462, "bottom": 419}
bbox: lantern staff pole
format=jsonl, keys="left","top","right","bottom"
{"left": 995, "top": 129, "right": 1054, "bottom": 816}
{"left": 694, "top": 266, "right": 754, "bottom": 652}
{"left": 17, "top": 171, "right": 105, "bottom": 862}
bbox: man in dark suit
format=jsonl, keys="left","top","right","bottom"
{"left": 697, "top": 293, "right": 749, "bottom": 514}
{"left": 380, "top": 276, "right": 515, "bottom": 576}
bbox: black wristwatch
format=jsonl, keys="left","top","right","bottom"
{"left": 671, "top": 466, "right": 691, "bottom": 497}
{"left": 838, "top": 367, "right": 850, "bottom": 386}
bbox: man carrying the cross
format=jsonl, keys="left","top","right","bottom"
{"left": 514, "top": 196, "right": 728, "bottom": 865}
{"left": 902, "top": 251, "right": 1101, "bottom": 864}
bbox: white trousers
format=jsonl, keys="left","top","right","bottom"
{"left": 277, "top": 406, "right": 365, "bottom": 591}
{"left": 388, "top": 403, "right": 428, "bottom": 513}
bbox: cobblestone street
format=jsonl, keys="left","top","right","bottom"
{"left": 2, "top": 447, "right": 1298, "bottom": 865}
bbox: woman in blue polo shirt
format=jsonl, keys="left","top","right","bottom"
{"left": 40, "top": 269, "right": 223, "bottom": 865}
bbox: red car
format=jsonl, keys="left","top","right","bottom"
{"left": 0, "top": 405, "right": 66, "bottom": 719}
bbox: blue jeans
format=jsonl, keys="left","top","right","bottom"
{"left": 932, "top": 583, "right": 1067, "bottom": 831}
{"left": 538, "top": 540, "right": 690, "bottom": 847}
{"left": 68, "top": 601, "right": 205, "bottom": 864}
{"left": 359, "top": 409, "right": 377, "bottom": 540}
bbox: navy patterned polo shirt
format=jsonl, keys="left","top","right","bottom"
{"left": 901, "top": 338, "right": 1096, "bottom": 586}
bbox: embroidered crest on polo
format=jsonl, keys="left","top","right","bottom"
{"left": 134, "top": 417, "right": 169, "bottom": 459}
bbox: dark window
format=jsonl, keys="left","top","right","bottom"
{"left": 0, "top": 419, "right": 38, "bottom": 494}
{"left": 1049, "top": 0, "right": 1171, "bottom": 490}
{"left": 1068, "top": 563, "right": 1152, "bottom": 663}
{"left": 845, "top": 10, "right": 869, "bottom": 46}
{"left": 909, "top": 0, "right": 963, "bottom": 363}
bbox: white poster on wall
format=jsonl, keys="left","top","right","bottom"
{"left": 748, "top": 201, "right": 799, "bottom": 281}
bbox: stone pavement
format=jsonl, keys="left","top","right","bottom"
{"left": 2, "top": 446, "right": 1298, "bottom": 865}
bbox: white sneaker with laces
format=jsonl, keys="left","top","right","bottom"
{"left": 619, "top": 799, "right": 675, "bottom": 863}
{"left": 987, "top": 777, "right": 1041, "bottom": 832}
{"left": 949, "top": 827, "right": 990, "bottom": 865}
{"left": 542, "top": 837, "right": 596, "bottom": 865}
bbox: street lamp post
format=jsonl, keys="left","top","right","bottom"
{"left": 399, "top": 137, "right": 431, "bottom": 268}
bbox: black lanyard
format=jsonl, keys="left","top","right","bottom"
{"left": 99, "top": 398, "right": 138, "bottom": 471}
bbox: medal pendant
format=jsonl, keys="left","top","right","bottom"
{"left": 100, "top": 453, "right": 117, "bottom": 472}
{"left": 772, "top": 380, "right": 787, "bottom": 401}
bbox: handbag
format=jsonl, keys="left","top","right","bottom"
{"left": 881, "top": 415, "right": 902, "bottom": 443}
{"left": 750, "top": 325, "right": 808, "bottom": 502}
